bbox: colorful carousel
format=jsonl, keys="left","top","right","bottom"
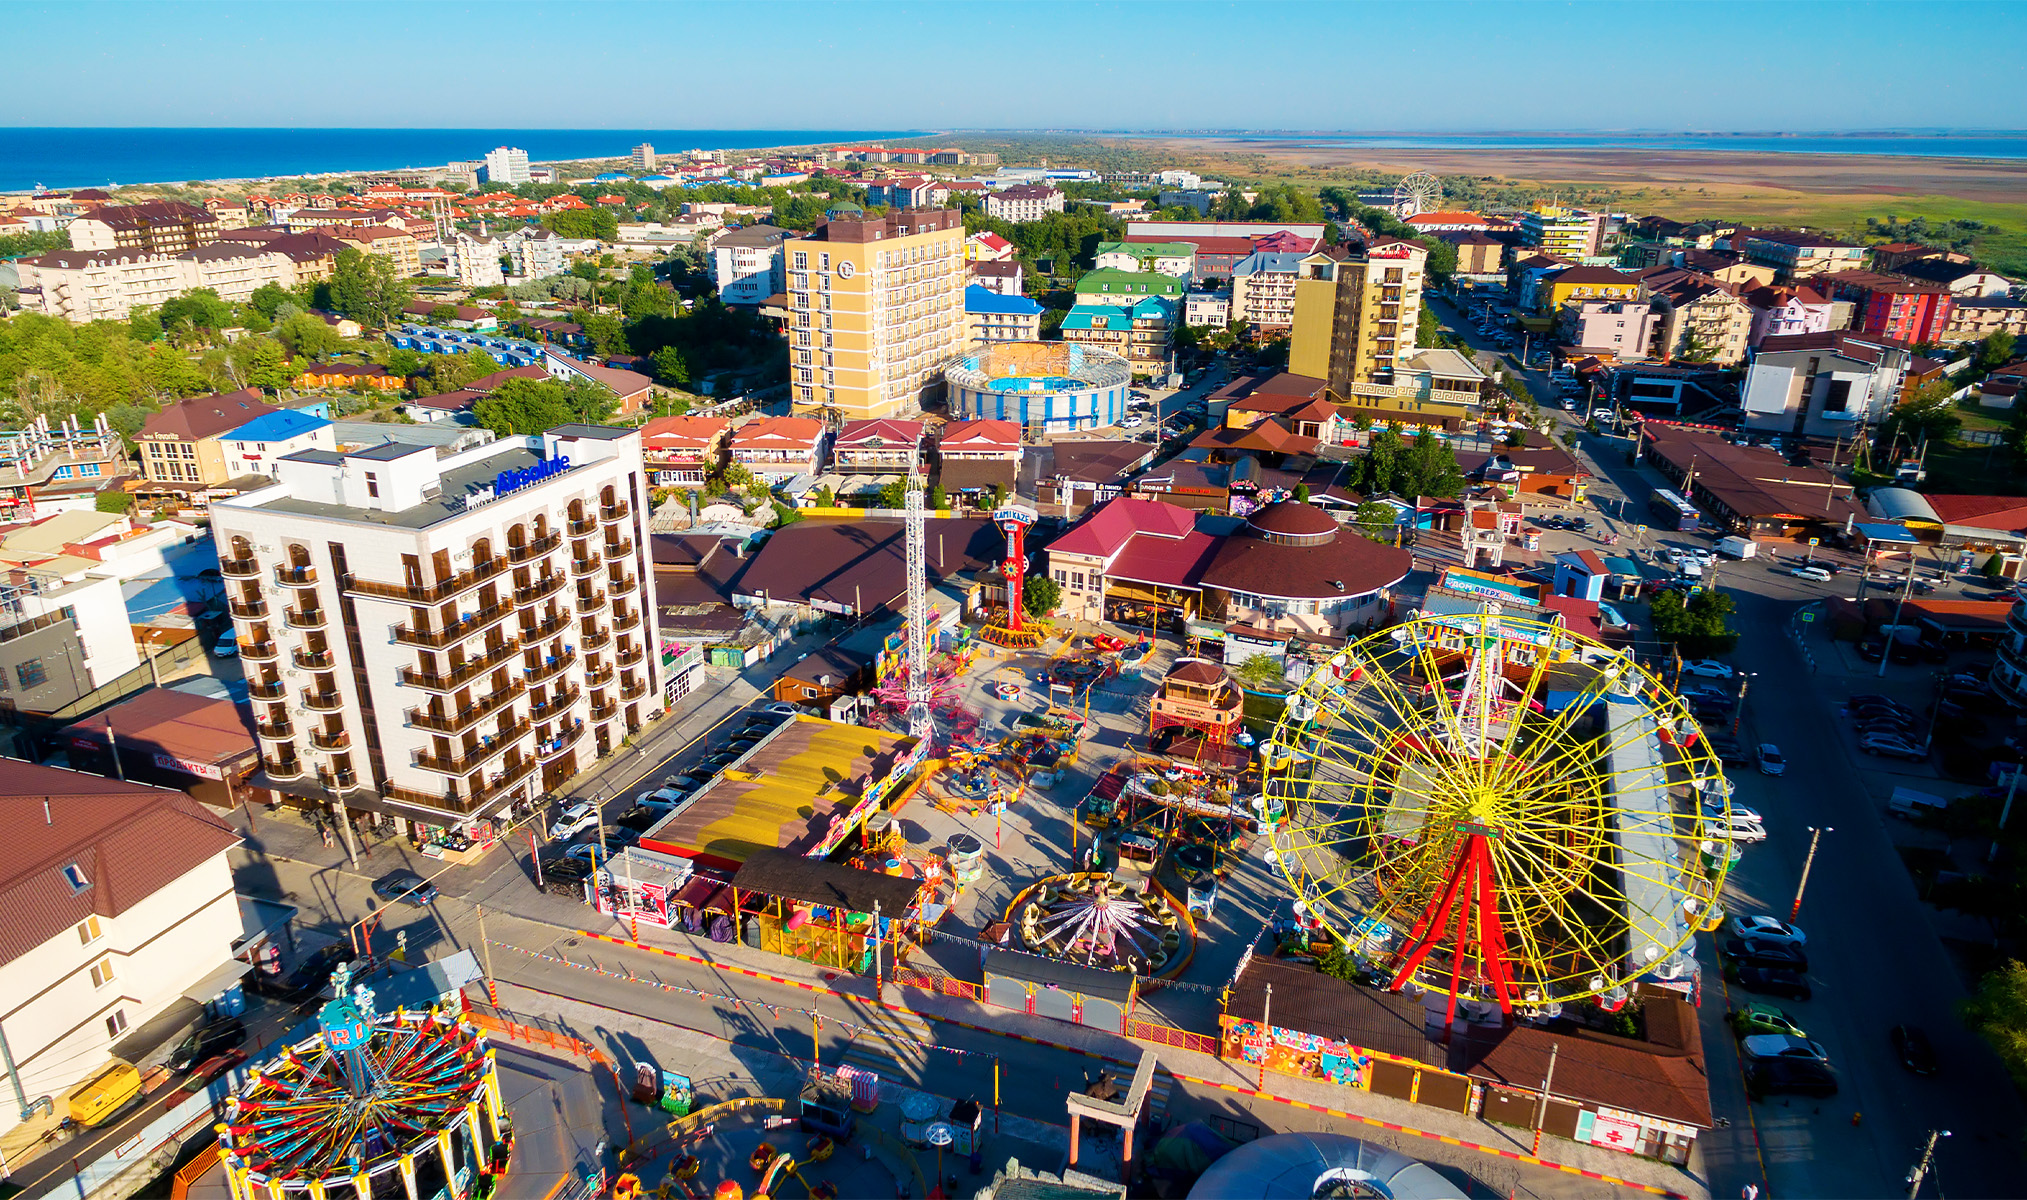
{"left": 1008, "top": 873, "right": 1187, "bottom": 975}
{"left": 215, "top": 964, "right": 507, "bottom": 1200}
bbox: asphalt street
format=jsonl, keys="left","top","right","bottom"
{"left": 1427, "top": 297, "right": 2025, "bottom": 1198}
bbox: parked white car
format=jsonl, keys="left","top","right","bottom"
{"left": 547, "top": 802, "right": 599, "bottom": 841}
{"left": 1790, "top": 565, "right": 1833, "bottom": 582}
{"left": 1757, "top": 744, "right": 1786, "bottom": 776}
{"left": 1680, "top": 659, "right": 1734, "bottom": 679}
{"left": 1718, "top": 813, "right": 1769, "bottom": 844}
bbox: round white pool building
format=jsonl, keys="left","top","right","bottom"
{"left": 946, "top": 341, "right": 1133, "bottom": 433}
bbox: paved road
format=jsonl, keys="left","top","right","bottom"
{"left": 1425, "top": 297, "right": 2025, "bottom": 1198}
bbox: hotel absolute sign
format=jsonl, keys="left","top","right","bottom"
{"left": 494, "top": 455, "right": 572, "bottom": 497}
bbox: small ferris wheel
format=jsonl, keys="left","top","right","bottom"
{"left": 1396, "top": 172, "right": 1442, "bottom": 218}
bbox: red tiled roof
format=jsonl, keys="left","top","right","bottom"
{"left": 138, "top": 388, "right": 279, "bottom": 442}
{"left": 1107, "top": 528, "right": 1222, "bottom": 588}
{"left": 1049, "top": 496, "right": 1198, "bottom": 559}
{"left": 732, "top": 416, "right": 826, "bottom": 448}
{"left": 940, "top": 419, "right": 1021, "bottom": 453}
{"left": 835, "top": 419, "right": 924, "bottom": 448}
{"left": 1923, "top": 495, "right": 2027, "bottom": 530}
{"left": 641, "top": 415, "right": 729, "bottom": 450}
{"left": 0, "top": 759, "right": 241, "bottom": 970}
{"left": 1130, "top": 234, "right": 1255, "bottom": 258}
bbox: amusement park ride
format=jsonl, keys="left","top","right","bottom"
{"left": 1263, "top": 607, "right": 1734, "bottom": 1028}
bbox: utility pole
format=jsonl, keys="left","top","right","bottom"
{"left": 871, "top": 900, "right": 883, "bottom": 989}
{"left": 1531, "top": 1041, "right": 1560, "bottom": 1157}
{"left": 1878, "top": 567, "right": 1917, "bottom": 679}
{"left": 1791, "top": 826, "right": 1831, "bottom": 921}
{"left": 1991, "top": 766, "right": 2022, "bottom": 863}
{"left": 477, "top": 904, "right": 498, "bottom": 1006}
{"left": 1257, "top": 983, "right": 1272, "bottom": 1088}
{"left": 1906, "top": 1129, "right": 1950, "bottom": 1199}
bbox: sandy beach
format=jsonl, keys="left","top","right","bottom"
{"left": 1136, "top": 135, "right": 2027, "bottom": 205}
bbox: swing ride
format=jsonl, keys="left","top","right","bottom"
{"left": 1011, "top": 873, "right": 1186, "bottom": 974}
{"left": 1262, "top": 608, "right": 1732, "bottom": 1024}
{"left": 214, "top": 964, "right": 505, "bottom": 1200}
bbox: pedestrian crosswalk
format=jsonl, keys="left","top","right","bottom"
{"left": 1145, "top": 1071, "right": 1177, "bottom": 1130}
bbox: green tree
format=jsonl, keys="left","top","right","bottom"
{"left": 1352, "top": 501, "right": 1398, "bottom": 539}
{"left": 1417, "top": 304, "right": 1441, "bottom": 348}
{"left": 577, "top": 312, "right": 627, "bottom": 358}
{"left": 1423, "top": 238, "right": 1458, "bottom": 282}
{"left": 0, "top": 229, "right": 71, "bottom": 258}
{"left": 1349, "top": 428, "right": 1403, "bottom": 496}
{"left": 1976, "top": 331, "right": 2017, "bottom": 374}
{"left": 877, "top": 478, "right": 909, "bottom": 509}
{"left": 1650, "top": 588, "right": 1740, "bottom": 657}
{"left": 384, "top": 347, "right": 426, "bottom": 380}
{"left": 242, "top": 337, "right": 293, "bottom": 391}
{"left": 423, "top": 349, "right": 503, "bottom": 392}
{"left": 1877, "top": 377, "right": 1963, "bottom": 448}
{"left": 272, "top": 310, "right": 342, "bottom": 360}
{"left": 569, "top": 261, "right": 602, "bottom": 282}
{"left": 158, "top": 288, "right": 234, "bottom": 344}
{"left": 929, "top": 486, "right": 947, "bottom": 510}
{"left": 649, "top": 345, "right": 691, "bottom": 387}
{"left": 1965, "top": 959, "right": 2027, "bottom": 1087}
{"left": 1985, "top": 553, "right": 2008, "bottom": 579}
{"left": 1022, "top": 573, "right": 1061, "bottom": 618}
{"left": 1232, "top": 653, "right": 1288, "bottom": 691}
{"left": 1293, "top": 483, "right": 1310, "bottom": 503}
{"left": 326, "top": 247, "right": 412, "bottom": 329}
{"left": 1398, "top": 431, "right": 1466, "bottom": 499}
{"left": 471, "top": 375, "right": 615, "bottom": 436}
{"left": 544, "top": 208, "right": 620, "bottom": 241}
{"left": 128, "top": 308, "right": 163, "bottom": 343}
{"left": 428, "top": 303, "right": 460, "bottom": 323}
{"left": 94, "top": 489, "right": 134, "bottom": 514}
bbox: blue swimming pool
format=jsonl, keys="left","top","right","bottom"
{"left": 988, "top": 376, "right": 1077, "bottom": 392}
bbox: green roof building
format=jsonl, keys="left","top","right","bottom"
{"left": 1093, "top": 242, "right": 1197, "bottom": 275}
{"left": 1074, "top": 268, "right": 1185, "bottom": 307}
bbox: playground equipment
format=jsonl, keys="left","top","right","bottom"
{"left": 1262, "top": 610, "right": 1731, "bottom": 1026}
{"left": 1011, "top": 872, "right": 1184, "bottom": 973}
{"left": 750, "top": 1134, "right": 836, "bottom": 1199}
{"left": 978, "top": 504, "right": 1045, "bottom": 648}
{"left": 213, "top": 963, "right": 504, "bottom": 1200}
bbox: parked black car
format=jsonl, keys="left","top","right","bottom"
{"left": 256, "top": 942, "right": 357, "bottom": 1002}
{"left": 1723, "top": 937, "right": 1810, "bottom": 973}
{"left": 1746, "top": 1058, "right": 1838, "bottom": 1100}
{"left": 1891, "top": 1024, "right": 1940, "bottom": 1075}
{"left": 1733, "top": 964, "right": 1813, "bottom": 1001}
{"left": 169, "top": 1018, "right": 247, "bottom": 1073}
{"left": 539, "top": 856, "right": 594, "bottom": 882}
{"left": 614, "top": 805, "right": 665, "bottom": 832}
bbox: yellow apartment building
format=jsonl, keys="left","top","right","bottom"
{"left": 1289, "top": 238, "right": 1430, "bottom": 393}
{"left": 787, "top": 209, "right": 969, "bottom": 420}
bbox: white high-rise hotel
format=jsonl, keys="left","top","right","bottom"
{"left": 212, "top": 425, "right": 662, "bottom": 830}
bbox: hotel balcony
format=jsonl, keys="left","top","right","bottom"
{"left": 264, "top": 756, "right": 304, "bottom": 780}
{"left": 529, "top": 684, "right": 582, "bottom": 722}
{"left": 585, "top": 663, "right": 616, "bottom": 689}
{"left": 229, "top": 598, "right": 268, "bottom": 620}
{"left": 571, "top": 553, "right": 603, "bottom": 577}
{"left": 398, "top": 640, "right": 523, "bottom": 693}
{"left": 308, "top": 729, "right": 351, "bottom": 752}
{"left": 302, "top": 689, "right": 344, "bottom": 712}
{"left": 318, "top": 767, "right": 361, "bottom": 792}
{"left": 285, "top": 606, "right": 328, "bottom": 630}
{"left": 255, "top": 719, "right": 294, "bottom": 741}
{"left": 582, "top": 627, "right": 612, "bottom": 651}
{"left": 537, "top": 721, "right": 585, "bottom": 762}
{"left": 221, "top": 557, "right": 260, "bottom": 578}
{"left": 616, "top": 644, "right": 645, "bottom": 669}
{"left": 293, "top": 647, "right": 337, "bottom": 671}
{"left": 508, "top": 533, "right": 562, "bottom": 563}
{"left": 522, "top": 612, "right": 571, "bottom": 643}
{"left": 601, "top": 499, "right": 632, "bottom": 523}
{"left": 613, "top": 609, "right": 641, "bottom": 633}
{"left": 409, "top": 680, "right": 525, "bottom": 734}
{"left": 392, "top": 603, "right": 514, "bottom": 649}
{"left": 567, "top": 516, "right": 598, "bottom": 536}
{"left": 240, "top": 640, "right": 279, "bottom": 662}
{"left": 620, "top": 677, "right": 648, "bottom": 702}
{"left": 608, "top": 572, "right": 638, "bottom": 596}
{"left": 604, "top": 534, "right": 635, "bottom": 558}
{"left": 274, "top": 565, "right": 317, "bottom": 589}
{"left": 414, "top": 719, "right": 532, "bottom": 777}
{"left": 248, "top": 678, "right": 286, "bottom": 701}
{"left": 576, "top": 589, "right": 609, "bottom": 615}
{"left": 346, "top": 557, "right": 506, "bottom": 605}
{"left": 590, "top": 699, "right": 619, "bottom": 723}
{"left": 515, "top": 575, "right": 567, "bottom": 607}
{"left": 525, "top": 648, "right": 578, "bottom": 686}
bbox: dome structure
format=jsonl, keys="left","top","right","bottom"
{"left": 1247, "top": 501, "right": 1340, "bottom": 546}
{"left": 1187, "top": 1131, "right": 1466, "bottom": 1199}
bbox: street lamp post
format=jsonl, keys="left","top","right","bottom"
{"left": 1878, "top": 568, "right": 1918, "bottom": 679}
{"left": 1732, "top": 673, "right": 1757, "bottom": 738}
{"left": 1907, "top": 1129, "right": 1951, "bottom": 1199}
{"left": 1791, "top": 826, "right": 1831, "bottom": 921}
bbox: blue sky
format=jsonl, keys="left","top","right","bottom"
{"left": 10, "top": 0, "right": 2025, "bottom": 131}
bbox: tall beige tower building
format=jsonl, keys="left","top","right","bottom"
{"left": 787, "top": 209, "right": 969, "bottom": 420}
{"left": 1289, "top": 238, "right": 1429, "bottom": 391}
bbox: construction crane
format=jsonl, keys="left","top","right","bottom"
{"left": 903, "top": 466, "right": 933, "bottom": 746}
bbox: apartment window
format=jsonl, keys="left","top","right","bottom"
{"left": 17, "top": 660, "right": 47, "bottom": 689}
{"left": 89, "top": 956, "right": 115, "bottom": 988}
{"left": 366, "top": 472, "right": 380, "bottom": 498}
{"left": 1822, "top": 379, "right": 1853, "bottom": 413}
{"left": 105, "top": 1010, "right": 127, "bottom": 1039}
{"left": 792, "top": 251, "right": 807, "bottom": 270}
{"left": 62, "top": 861, "right": 89, "bottom": 892}
{"left": 77, "top": 915, "right": 101, "bottom": 945}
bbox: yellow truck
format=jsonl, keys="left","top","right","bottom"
{"left": 67, "top": 1059, "right": 142, "bottom": 1128}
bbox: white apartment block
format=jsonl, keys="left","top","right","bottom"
{"left": 504, "top": 227, "right": 567, "bottom": 280}
{"left": 631, "top": 143, "right": 656, "bottom": 174}
{"left": 211, "top": 426, "right": 664, "bottom": 831}
{"left": 707, "top": 225, "right": 796, "bottom": 306}
{"left": 1229, "top": 251, "right": 1304, "bottom": 330}
{"left": 483, "top": 147, "right": 531, "bottom": 186}
{"left": 446, "top": 230, "right": 506, "bottom": 289}
{"left": 982, "top": 186, "right": 1066, "bottom": 224}
{"left": 0, "top": 768, "right": 242, "bottom": 1140}
{"left": 16, "top": 245, "right": 297, "bottom": 323}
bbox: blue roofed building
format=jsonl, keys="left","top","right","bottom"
{"left": 218, "top": 409, "right": 334, "bottom": 479}
{"left": 592, "top": 171, "right": 634, "bottom": 182}
{"left": 1060, "top": 296, "right": 1174, "bottom": 375}
{"left": 965, "top": 284, "right": 1045, "bottom": 344}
